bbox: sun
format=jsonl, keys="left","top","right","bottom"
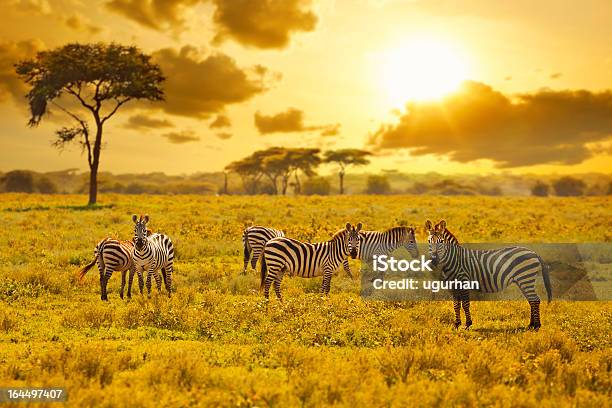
{"left": 379, "top": 38, "right": 470, "bottom": 105}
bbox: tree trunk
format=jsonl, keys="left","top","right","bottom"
{"left": 223, "top": 172, "right": 228, "bottom": 194}
{"left": 88, "top": 121, "right": 103, "bottom": 205}
{"left": 339, "top": 170, "right": 345, "bottom": 195}
{"left": 294, "top": 171, "right": 301, "bottom": 195}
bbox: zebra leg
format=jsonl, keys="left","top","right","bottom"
{"left": 342, "top": 259, "right": 354, "bottom": 280}
{"left": 101, "top": 268, "right": 113, "bottom": 301}
{"left": 273, "top": 278, "right": 283, "bottom": 302}
{"left": 99, "top": 270, "right": 107, "bottom": 301}
{"left": 250, "top": 247, "right": 261, "bottom": 271}
{"left": 120, "top": 269, "right": 126, "bottom": 300}
{"left": 146, "top": 270, "right": 153, "bottom": 297}
{"left": 162, "top": 264, "right": 173, "bottom": 297}
{"left": 153, "top": 269, "right": 162, "bottom": 293}
{"left": 138, "top": 270, "right": 144, "bottom": 295}
{"left": 127, "top": 266, "right": 135, "bottom": 299}
{"left": 528, "top": 301, "right": 541, "bottom": 330}
{"left": 517, "top": 281, "right": 541, "bottom": 330}
{"left": 452, "top": 290, "right": 461, "bottom": 329}
{"left": 263, "top": 276, "right": 274, "bottom": 300}
{"left": 321, "top": 267, "right": 333, "bottom": 295}
{"left": 461, "top": 290, "right": 472, "bottom": 329}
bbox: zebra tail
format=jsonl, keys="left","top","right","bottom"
{"left": 243, "top": 229, "right": 251, "bottom": 263}
{"left": 539, "top": 255, "right": 552, "bottom": 303}
{"left": 260, "top": 251, "right": 268, "bottom": 290}
{"left": 77, "top": 257, "right": 97, "bottom": 281}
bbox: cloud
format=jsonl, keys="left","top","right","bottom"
{"left": 368, "top": 81, "right": 612, "bottom": 167}
{"left": 254, "top": 107, "right": 339, "bottom": 135}
{"left": 211, "top": 0, "right": 318, "bottom": 49}
{"left": 105, "top": 0, "right": 198, "bottom": 31}
{"left": 550, "top": 72, "right": 562, "bottom": 79}
{"left": 216, "top": 132, "right": 232, "bottom": 140}
{"left": 209, "top": 114, "right": 231, "bottom": 129}
{"left": 320, "top": 124, "right": 340, "bottom": 137}
{"left": 65, "top": 14, "right": 103, "bottom": 34}
{"left": 161, "top": 130, "right": 200, "bottom": 144}
{"left": 151, "top": 46, "right": 269, "bottom": 118}
{"left": 0, "top": 39, "right": 45, "bottom": 103}
{"left": 12, "top": 0, "right": 51, "bottom": 14}
{"left": 124, "top": 114, "right": 174, "bottom": 129}
{"left": 105, "top": 0, "right": 317, "bottom": 48}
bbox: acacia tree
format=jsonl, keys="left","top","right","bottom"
{"left": 324, "top": 149, "right": 371, "bottom": 194}
{"left": 15, "top": 43, "right": 165, "bottom": 205}
{"left": 225, "top": 156, "right": 263, "bottom": 194}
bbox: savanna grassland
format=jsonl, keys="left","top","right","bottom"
{"left": 0, "top": 194, "right": 610, "bottom": 407}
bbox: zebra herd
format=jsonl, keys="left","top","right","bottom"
{"left": 79, "top": 215, "right": 174, "bottom": 301}
{"left": 79, "top": 216, "right": 552, "bottom": 330}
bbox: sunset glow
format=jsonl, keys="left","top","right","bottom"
{"left": 379, "top": 39, "right": 470, "bottom": 105}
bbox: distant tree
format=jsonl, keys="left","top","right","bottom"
{"left": 324, "top": 149, "right": 371, "bottom": 194}
{"left": 225, "top": 156, "right": 264, "bottom": 194}
{"left": 553, "top": 176, "right": 586, "bottom": 196}
{"left": 15, "top": 43, "right": 165, "bottom": 205}
{"left": 365, "top": 174, "right": 391, "bottom": 194}
{"left": 36, "top": 176, "right": 58, "bottom": 194}
{"left": 3, "top": 170, "right": 34, "bottom": 192}
{"left": 531, "top": 181, "right": 550, "bottom": 197}
{"left": 608, "top": 181, "right": 612, "bottom": 195}
{"left": 302, "top": 176, "right": 331, "bottom": 195}
{"left": 226, "top": 147, "right": 322, "bottom": 195}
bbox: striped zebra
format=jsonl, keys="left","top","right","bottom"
{"left": 242, "top": 226, "right": 285, "bottom": 273}
{"left": 132, "top": 214, "right": 175, "bottom": 297}
{"left": 425, "top": 219, "right": 552, "bottom": 330}
{"left": 342, "top": 226, "right": 419, "bottom": 277}
{"left": 260, "top": 223, "right": 362, "bottom": 300}
{"left": 78, "top": 238, "right": 143, "bottom": 301}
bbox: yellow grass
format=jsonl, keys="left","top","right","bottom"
{"left": 0, "top": 194, "right": 610, "bottom": 407}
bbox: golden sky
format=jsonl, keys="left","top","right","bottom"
{"left": 1, "top": 0, "right": 611, "bottom": 175}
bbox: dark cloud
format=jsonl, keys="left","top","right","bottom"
{"left": 368, "top": 81, "right": 612, "bottom": 168}
{"left": 209, "top": 114, "right": 231, "bottom": 129}
{"left": 211, "top": 0, "right": 318, "bottom": 49}
{"left": 254, "top": 107, "right": 339, "bottom": 136}
{"left": 216, "top": 132, "right": 232, "bottom": 140}
{"left": 0, "top": 39, "right": 44, "bottom": 103}
{"left": 105, "top": 0, "right": 198, "bottom": 31}
{"left": 105, "top": 0, "right": 317, "bottom": 49}
{"left": 65, "top": 14, "right": 103, "bottom": 34}
{"left": 550, "top": 72, "right": 562, "bottom": 79}
{"left": 162, "top": 130, "right": 200, "bottom": 144}
{"left": 152, "top": 46, "right": 269, "bottom": 118}
{"left": 125, "top": 114, "right": 174, "bottom": 130}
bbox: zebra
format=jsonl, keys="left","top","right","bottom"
{"left": 78, "top": 238, "right": 143, "bottom": 301}
{"left": 242, "top": 226, "right": 285, "bottom": 274}
{"left": 425, "top": 219, "right": 552, "bottom": 330}
{"left": 260, "top": 223, "right": 362, "bottom": 300}
{"left": 342, "top": 226, "right": 419, "bottom": 278}
{"left": 132, "top": 214, "right": 175, "bottom": 297}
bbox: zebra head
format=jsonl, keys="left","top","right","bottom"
{"left": 403, "top": 227, "right": 419, "bottom": 258}
{"left": 132, "top": 214, "right": 150, "bottom": 251}
{"left": 345, "top": 222, "right": 362, "bottom": 259}
{"left": 425, "top": 219, "right": 447, "bottom": 266}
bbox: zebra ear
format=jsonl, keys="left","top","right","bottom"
{"left": 356, "top": 223, "right": 362, "bottom": 232}
{"left": 439, "top": 220, "right": 447, "bottom": 230}
{"left": 425, "top": 220, "right": 433, "bottom": 232}
{"left": 346, "top": 222, "right": 351, "bottom": 231}
{"left": 132, "top": 214, "right": 138, "bottom": 223}
{"left": 143, "top": 214, "right": 150, "bottom": 224}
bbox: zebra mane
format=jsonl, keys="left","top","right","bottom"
{"left": 442, "top": 228, "right": 459, "bottom": 244}
{"left": 330, "top": 228, "right": 348, "bottom": 241}
{"left": 385, "top": 226, "right": 414, "bottom": 235}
